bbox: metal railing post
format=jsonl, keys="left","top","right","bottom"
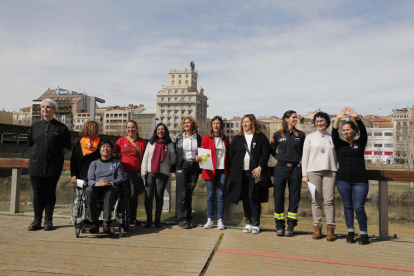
{"left": 379, "top": 180, "right": 389, "bottom": 240}
{"left": 10, "top": 168, "right": 22, "bottom": 213}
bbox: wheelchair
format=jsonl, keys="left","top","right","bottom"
{"left": 74, "top": 173, "right": 131, "bottom": 238}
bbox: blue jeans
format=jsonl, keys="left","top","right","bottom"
{"left": 205, "top": 170, "right": 227, "bottom": 220}
{"left": 336, "top": 180, "right": 369, "bottom": 234}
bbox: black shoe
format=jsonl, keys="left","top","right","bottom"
{"left": 44, "top": 220, "right": 53, "bottom": 231}
{"left": 179, "top": 221, "right": 190, "bottom": 229}
{"left": 346, "top": 232, "right": 356, "bottom": 243}
{"left": 285, "top": 221, "right": 296, "bottom": 237}
{"left": 358, "top": 234, "right": 370, "bottom": 245}
{"left": 144, "top": 224, "right": 151, "bottom": 228}
{"left": 28, "top": 220, "right": 42, "bottom": 231}
{"left": 135, "top": 220, "right": 141, "bottom": 226}
{"left": 155, "top": 224, "right": 162, "bottom": 228}
{"left": 188, "top": 221, "right": 197, "bottom": 228}
{"left": 276, "top": 227, "right": 285, "bottom": 236}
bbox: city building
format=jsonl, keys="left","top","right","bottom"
{"left": 103, "top": 104, "right": 138, "bottom": 135}
{"left": 28, "top": 87, "right": 94, "bottom": 130}
{"left": 392, "top": 106, "right": 413, "bottom": 166}
{"left": 155, "top": 62, "right": 209, "bottom": 139}
{"left": 131, "top": 107, "right": 156, "bottom": 139}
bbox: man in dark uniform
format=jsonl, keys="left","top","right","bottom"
{"left": 271, "top": 111, "right": 305, "bottom": 237}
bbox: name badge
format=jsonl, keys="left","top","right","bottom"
{"left": 279, "top": 138, "right": 286, "bottom": 142}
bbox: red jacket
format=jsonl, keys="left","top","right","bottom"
{"left": 200, "top": 135, "right": 230, "bottom": 180}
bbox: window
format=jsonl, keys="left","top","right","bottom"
{"left": 374, "top": 132, "right": 382, "bottom": 136}
{"left": 172, "top": 75, "right": 175, "bottom": 78}
{"left": 384, "top": 144, "right": 393, "bottom": 148}
{"left": 179, "top": 80, "right": 181, "bottom": 84}
{"left": 374, "top": 144, "right": 383, "bottom": 147}
{"left": 186, "top": 74, "right": 188, "bottom": 77}
{"left": 231, "top": 123, "right": 234, "bottom": 128}
{"left": 186, "top": 80, "right": 188, "bottom": 84}
{"left": 226, "top": 130, "right": 229, "bottom": 133}
{"left": 384, "top": 132, "right": 393, "bottom": 136}
{"left": 236, "top": 123, "right": 239, "bottom": 127}
{"left": 172, "top": 81, "right": 174, "bottom": 85}
{"left": 367, "top": 132, "right": 372, "bottom": 136}
{"left": 227, "top": 123, "right": 230, "bottom": 128}
{"left": 179, "top": 75, "right": 181, "bottom": 78}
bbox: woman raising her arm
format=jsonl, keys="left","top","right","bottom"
{"left": 332, "top": 107, "right": 369, "bottom": 245}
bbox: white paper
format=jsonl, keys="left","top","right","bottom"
{"left": 308, "top": 181, "right": 316, "bottom": 201}
{"left": 76, "top": 179, "right": 84, "bottom": 188}
{"left": 198, "top": 148, "right": 214, "bottom": 170}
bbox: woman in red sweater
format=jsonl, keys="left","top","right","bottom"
{"left": 113, "top": 120, "right": 147, "bottom": 226}
{"left": 196, "top": 116, "right": 230, "bottom": 230}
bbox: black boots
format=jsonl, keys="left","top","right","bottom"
{"left": 285, "top": 220, "right": 296, "bottom": 237}
{"left": 28, "top": 220, "right": 42, "bottom": 231}
{"left": 359, "top": 234, "right": 370, "bottom": 245}
{"left": 346, "top": 232, "right": 355, "bottom": 243}
{"left": 44, "top": 219, "right": 53, "bottom": 231}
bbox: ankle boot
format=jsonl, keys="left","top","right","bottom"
{"left": 326, "top": 225, "right": 335, "bottom": 241}
{"left": 359, "top": 234, "right": 370, "bottom": 245}
{"left": 313, "top": 225, "right": 322, "bottom": 239}
{"left": 346, "top": 232, "right": 355, "bottom": 243}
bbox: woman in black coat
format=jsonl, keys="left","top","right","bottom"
{"left": 227, "top": 114, "right": 271, "bottom": 234}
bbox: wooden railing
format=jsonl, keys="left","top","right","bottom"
{"left": 1, "top": 158, "right": 413, "bottom": 240}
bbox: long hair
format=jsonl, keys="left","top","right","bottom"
{"left": 79, "top": 121, "right": 99, "bottom": 137}
{"left": 181, "top": 117, "right": 198, "bottom": 135}
{"left": 281, "top": 110, "right": 298, "bottom": 138}
{"left": 149, "top": 123, "right": 172, "bottom": 145}
{"left": 238, "top": 114, "right": 262, "bottom": 136}
{"left": 126, "top": 120, "right": 139, "bottom": 137}
{"left": 209, "top": 116, "right": 226, "bottom": 139}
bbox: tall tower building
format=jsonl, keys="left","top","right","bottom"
{"left": 156, "top": 62, "right": 209, "bottom": 139}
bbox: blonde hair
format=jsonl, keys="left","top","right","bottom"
{"left": 79, "top": 121, "right": 99, "bottom": 137}
{"left": 238, "top": 114, "right": 262, "bottom": 136}
{"left": 41, "top": 99, "right": 58, "bottom": 111}
{"left": 181, "top": 117, "right": 198, "bottom": 135}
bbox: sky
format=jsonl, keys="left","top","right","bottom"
{"left": 1, "top": 0, "right": 413, "bottom": 118}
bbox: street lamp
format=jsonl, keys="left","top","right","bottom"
{"left": 89, "top": 96, "right": 105, "bottom": 121}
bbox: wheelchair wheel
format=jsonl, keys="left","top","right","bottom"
{"left": 119, "top": 227, "right": 124, "bottom": 237}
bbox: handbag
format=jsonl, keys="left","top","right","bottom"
{"left": 243, "top": 138, "right": 273, "bottom": 189}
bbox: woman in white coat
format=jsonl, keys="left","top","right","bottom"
{"left": 141, "top": 123, "right": 176, "bottom": 228}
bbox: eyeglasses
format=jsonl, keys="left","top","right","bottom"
{"left": 315, "top": 120, "right": 326, "bottom": 124}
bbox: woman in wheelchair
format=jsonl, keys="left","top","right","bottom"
{"left": 86, "top": 140, "right": 125, "bottom": 233}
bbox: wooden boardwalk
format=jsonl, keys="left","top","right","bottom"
{"left": 1, "top": 214, "right": 414, "bottom": 275}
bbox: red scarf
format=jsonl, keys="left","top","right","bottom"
{"left": 151, "top": 140, "right": 168, "bottom": 173}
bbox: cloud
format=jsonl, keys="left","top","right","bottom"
{"left": 0, "top": 0, "right": 413, "bottom": 118}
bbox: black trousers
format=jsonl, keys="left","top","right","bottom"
{"left": 273, "top": 162, "right": 302, "bottom": 228}
{"left": 241, "top": 170, "right": 261, "bottom": 227}
{"left": 30, "top": 176, "right": 60, "bottom": 222}
{"left": 127, "top": 171, "right": 143, "bottom": 221}
{"left": 145, "top": 172, "right": 169, "bottom": 225}
{"left": 176, "top": 160, "right": 199, "bottom": 222}
{"left": 85, "top": 185, "right": 119, "bottom": 222}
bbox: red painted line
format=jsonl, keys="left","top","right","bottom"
{"left": 217, "top": 249, "right": 414, "bottom": 273}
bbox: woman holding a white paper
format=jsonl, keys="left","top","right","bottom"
{"left": 195, "top": 116, "right": 230, "bottom": 230}
{"left": 302, "top": 111, "right": 337, "bottom": 241}
{"left": 227, "top": 114, "right": 271, "bottom": 234}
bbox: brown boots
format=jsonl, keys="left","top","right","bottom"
{"left": 326, "top": 225, "right": 335, "bottom": 241}
{"left": 313, "top": 225, "right": 322, "bottom": 239}
{"left": 313, "top": 224, "right": 335, "bottom": 241}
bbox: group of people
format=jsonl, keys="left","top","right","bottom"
{"left": 27, "top": 99, "right": 370, "bottom": 245}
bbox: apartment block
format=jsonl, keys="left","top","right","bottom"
{"left": 156, "top": 62, "right": 209, "bottom": 139}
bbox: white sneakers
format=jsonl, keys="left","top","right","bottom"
{"left": 252, "top": 226, "right": 260, "bottom": 234}
{"left": 204, "top": 218, "right": 214, "bottom": 229}
{"left": 217, "top": 219, "right": 225, "bottom": 230}
{"left": 243, "top": 224, "right": 253, "bottom": 233}
{"left": 243, "top": 224, "right": 260, "bottom": 234}
{"left": 204, "top": 218, "right": 226, "bottom": 230}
